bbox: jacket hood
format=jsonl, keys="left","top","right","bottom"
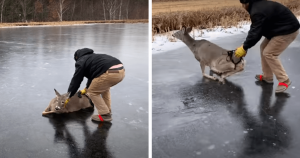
{"left": 74, "top": 48, "right": 94, "bottom": 61}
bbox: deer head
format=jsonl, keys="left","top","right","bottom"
{"left": 172, "top": 26, "right": 193, "bottom": 41}
{"left": 53, "top": 89, "right": 70, "bottom": 111}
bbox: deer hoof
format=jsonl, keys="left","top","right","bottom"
{"left": 218, "top": 78, "right": 225, "bottom": 83}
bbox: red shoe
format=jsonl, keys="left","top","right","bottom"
{"left": 91, "top": 114, "right": 112, "bottom": 122}
{"left": 255, "top": 74, "right": 273, "bottom": 84}
{"left": 275, "top": 79, "right": 291, "bottom": 93}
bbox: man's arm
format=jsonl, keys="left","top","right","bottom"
{"left": 86, "top": 79, "right": 92, "bottom": 89}
{"left": 67, "top": 63, "right": 85, "bottom": 98}
{"left": 243, "top": 13, "right": 266, "bottom": 50}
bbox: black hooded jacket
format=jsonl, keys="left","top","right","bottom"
{"left": 67, "top": 48, "right": 122, "bottom": 98}
{"left": 243, "top": 0, "right": 300, "bottom": 50}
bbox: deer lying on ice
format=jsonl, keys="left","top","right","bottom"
{"left": 172, "top": 27, "right": 245, "bottom": 82}
{"left": 42, "top": 89, "right": 93, "bottom": 116}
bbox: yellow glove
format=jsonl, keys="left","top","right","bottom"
{"left": 64, "top": 98, "right": 70, "bottom": 108}
{"left": 80, "top": 88, "right": 87, "bottom": 95}
{"left": 235, "top": 45, "right": 247, "bottom": 58}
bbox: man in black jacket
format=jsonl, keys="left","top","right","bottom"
{"left": 65, "top": 48, "right": 125, "bottom": 122}
{"left": 235, "top": 0, "right": 299, "bottom": 93}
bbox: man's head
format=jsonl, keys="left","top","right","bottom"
{"left": 240, "top": 0, "right": 250, "bottom": 11}
{"left": 74, "top": 48, "right": 94, "bottom": 61}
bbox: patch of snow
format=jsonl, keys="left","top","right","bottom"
{"left": 129, "top": 120, "right": 139, "bottom": 124}
{"left": 208, "top": 145, "right": 215, "bottom": 150}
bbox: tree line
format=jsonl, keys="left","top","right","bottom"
{"left": 0, "top": 0, "right": 148, "bottom": 23}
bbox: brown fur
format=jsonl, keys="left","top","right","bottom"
{"left": 42, "top": 89, "right": 93, "bottom": 115}
{"left": 172, "top": 27, "right": 246, "bottom": 83}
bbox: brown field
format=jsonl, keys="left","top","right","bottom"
{"left": 152, "top": 0, "right": 300, "bottom": 35}
{"left": 0, "top": 19, "right": 148, "bottom": 28}
{"left": 153, "top": 0, "right": 293, "bottom": 15}
{"left": 153, "top": 0, "right": 241, "bottom": 15}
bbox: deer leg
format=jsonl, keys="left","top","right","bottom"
{"left": 42, "top": 103, "right": 56, "bottom": 115}
{"left": 220, "top": 68, "right": 244, "bottom": 83}
{"left": 200, "top": 62, "right": 217, "bottom": 81}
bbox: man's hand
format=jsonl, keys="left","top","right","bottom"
{"left": 64, "top": 98, "right": 70, "bottom": 108}
{"left": 80, "top": 88, "right": 87, "bottom": 95}
{"left": 235, "top": 45, "right": 247, "bottom": 58}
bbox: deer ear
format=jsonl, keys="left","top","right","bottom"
{"left": 181, "top": 26, "right": 186, "bottom": 32}
{"left": 186, "top": 27, "right": 192, "bottom": 33}
{"left": 54, "top": 89, "right": 61, "bottom": 97}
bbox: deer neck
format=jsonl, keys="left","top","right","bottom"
{"left": 182, "top": 34, "right": 197, "bottom": 55}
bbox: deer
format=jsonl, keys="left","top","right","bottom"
{"left": 172, "top": 27, "right": 246, "bottom": 83}
{"left": 42, "top": 89, "right": 94, "bottom": 116}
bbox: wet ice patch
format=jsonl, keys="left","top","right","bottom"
{"left": 196, "top": 151, "right": 201, "bottom": 155}
{"left": 208, "top": 145, "right": 215, "bottom": 150}
{"left": 129, "top": 120, "right": 142, "bottom": 124}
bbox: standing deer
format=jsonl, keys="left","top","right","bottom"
{"left": 172, "top": 27, "right": 246, "bottom": 82}
{"left": 42, "top": 89, "right": 93, "bottom": 115}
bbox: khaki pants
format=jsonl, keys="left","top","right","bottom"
{"left": 87, "top": 69, "right": 125, "bottom": 115}
{"left": 260, "top": 29, "right": 299, "bottom": 82}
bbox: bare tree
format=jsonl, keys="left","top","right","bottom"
{"left": 55, "top": 0, "right": 71, "bottom": 21}
{"left": 102, "top": 0, "right": 106, "bottom": 20}
{"left": 0, "top": 0, "right": 6, "bottom": 23}
{"left": 70, "top": 0, "right": 75, "bottom": 21}
{"left": 18, "top": 0, "right": 34, "bottom": 22}
{"left": 0, "top": 0, "right": 147, "bottom": 23}
{"left": 102, "top": 0, "right": 120, "bottom": 20}
{"left": 126, "top": 0, "right": 130, "bottom": 19}
{"left": 119, "top": 0, "right": 122, "bottom": 20}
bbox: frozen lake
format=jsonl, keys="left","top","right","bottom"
{"left": 153, "top": 33, "right": 300, "bottom": 158}
{"left": 0, "top": 23, "right": 148, "bottom": 158}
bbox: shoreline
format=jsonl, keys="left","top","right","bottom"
{"left": 0, "top": 19, "right": 148, "bottom": 28}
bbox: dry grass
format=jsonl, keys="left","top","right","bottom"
{"left": 0, "top": 19, "right": 148, "bottom": 28}
{"left": 153, "top": 6, "right": 249, "bottom": 34}
{"left": 153, "top": 0, "right": 241, "bottom": 15}
{"left": 152, "top": 0, "right": 294, "bottom": 15}
{"left": 152, "top": 0, "right": 300, "bottom": 35}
